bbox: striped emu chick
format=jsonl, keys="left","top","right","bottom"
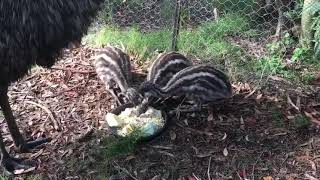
{"left": 139, "top": 64, "right": 232, "bottom": 112}
{"left": 136, "top": 51, "right": 193, "bottom": 115}
{"left": 94, "top": 45, "right": 142, "bottom": 106}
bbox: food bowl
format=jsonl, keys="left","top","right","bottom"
{"left": 106, "top": 103, "right": 170, "bottom": 142}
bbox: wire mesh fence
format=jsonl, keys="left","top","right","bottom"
{"left": 96, "top": 0, "right": 301, "bottom": 60}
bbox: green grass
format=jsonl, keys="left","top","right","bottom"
{"left": 83, "top": 13, "right": 249, "bottom": 63}
{"left": 101, "top": 132, "right": 141, "bottom": 158}
{"left": 294, "top": 114, "right": 310, "bottom": 128}
{"left": 84, "top": 11, "right": 320, "bottom": 85}
{"left": 64, "top": 132, "right": 141, "bottom": 179}
{"left": 83, "top": 26, "right": 173, "bottom": 61}
{"left": 0, "top": 176, "right": 9, "bottom": 180}
{"left": 271, "top": 109, "right": 286, "bottom": 128}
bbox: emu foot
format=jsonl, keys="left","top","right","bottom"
{"left": 18, "top": 137, "right": 52, "bottom": 153}
{"left": 2, "top": 156, "right": 36, "bottom": 175}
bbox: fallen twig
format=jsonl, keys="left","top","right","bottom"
{"left": 76, "top": 128, "right": 95, "bottom": 143}
{"left": 287, "top": 94, "right": 300, "bottom": 112}
{"left": 192, "top": 173, "right": 201, "bottom": 180}
{"left": 112, "top": 161, "right": 138, "bottom": 180}
{"left": 24, "top": 100, "right": 60, "bottom": 130}
{"left": 244, "top": 87, "right": 258, "bottom": 99}
{"left": 207, "top": 156, "right": 212, "bottom": 180}
{"left": 43, "top": 83, "right": 84, "bottom": 98}
{"left": 50, "top": 67, "right": 95, "bottom": 74}
{"left": 177, "top": 123, "right": 213, "bottom": 136}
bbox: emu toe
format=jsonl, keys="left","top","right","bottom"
{"left": 18, "top": 137, "right": 52, "bottom": 153}
{"left": 2, "top": 156, "right": 36, "bottom": 175}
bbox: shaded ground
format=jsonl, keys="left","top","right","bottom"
{"left": 1, "top": 44, "right": 320, "bottom": 180}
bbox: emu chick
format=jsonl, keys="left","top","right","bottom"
{"left": 137, "top": 51, "right": 192, "bottom": 114}
{"left": 94, "top": 45, "right": 142, "bottom": 106}
{"left": 140, "top": 64, "right": 233, "bottom": 112}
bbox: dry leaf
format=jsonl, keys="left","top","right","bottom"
{"left": 304, "top": 111, "right": 320, "bottom": 126}
{"left": 304, "top": 173, "right": 317, "bottom": 180}
{"left": 158, "top": 151, "right": 174, "bottom": 158}
{"left": 14, "top": 166, "right": 36, "bottom": 175}
{"left": 256, "top": 93, "right": 263, "bottom": 100}
{"left": 220, "top": 133, "right": 227, "bottom": 141}
{"left": 207, "top": 113, "right": 214, "bottom": 121}
{"left": 125, "top": 155, "right": 136, "bottom": 161}
{"left": 263, "top": 176, "right": 273, "bottom": 180}
{"left": 151, "top": 175, "right": 162, "bottom": 180}
{"left": 223, "top": 148, "right": 228, "bottom": 156}
{"left": 246, "top": 117, "right": 257, "bottom": 125}
{"left": 170, "top": 131, "right": 177, "bottom": 140}
{"left": 196, "top": 153, "right": 212, "bottom": 158}
{"left": 240, "top": 116, "right": 245, "bottom": 130}
{"left": 309, "top": 160, "right": 317, "bottom": 172}
{"left": 285, "top": 174, "right": 298, "bottom": 180}
{"left": 152, "top": 145, "right": 173, "bottom": 150}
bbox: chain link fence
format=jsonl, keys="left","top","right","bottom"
{"left": 94, "top": 0, "right": 300, "bottom": 64}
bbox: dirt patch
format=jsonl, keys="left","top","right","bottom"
{"left": 1, "top": 45, "right": 320, "bottom": 180}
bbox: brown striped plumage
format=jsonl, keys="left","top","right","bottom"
{"left": 94, "top": 45, "right": 142, "bottom": 106}
{"left": 136, "top": 51, "right": 192, "bottom": 115}
{"left": 139, "top": 64, "right": 232, "bottom": 112}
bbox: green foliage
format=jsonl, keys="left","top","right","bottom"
{"left": 301, "top": 71, "right": 316, "bottom": 83}
{"left": 254, "top": 32, "right": 295, "bottom": 76}
{"left": 303, "top": 1, "right": 320, "bottom": 58}
{"left": 0, "top": 176, "right": 9, "bottom": 180}
{"left": 311, "top": 5, "right": 320, "bottom": 58}
{"left": 294, "top": 114, "right": 310, "bottom": 128}
{"left": 101, "top": 131, "right": 142, "bottom": 158}
{"left": 284, "top": 0, "right": 304, "bottom": 23}
{"left": 291, "top": 47, "right": 312, "bottom": 62}
{"left": 271, "top": 109, "right": 285, "bottom": 128}
{"left": 83, "top": 26, "right": 173, "bottom": 60}
{"left": 83, "top": 13, "right": 249, "bottom": 63}
{"left": 179, "top": 13, "right": 248, "bottom": 58}
{"left": 214, "top": 0, "right": 256, "bottom": 15}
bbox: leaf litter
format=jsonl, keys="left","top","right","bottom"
{"left": 0, "top": 45, "right": 319, "bottom": 179}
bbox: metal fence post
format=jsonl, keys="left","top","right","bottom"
{"left": 171, "top": 0, "right": 182, "bottom": 51}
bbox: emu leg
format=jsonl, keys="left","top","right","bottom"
{"left": 0, "top": 87, "right": 51, "bottom": 153}
{"left": 0, "top": 132, "right": 35, "bottom": 174}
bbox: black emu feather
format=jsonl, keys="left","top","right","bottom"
{"left": 0, "top": 0, "right": 104, "bottom": 173}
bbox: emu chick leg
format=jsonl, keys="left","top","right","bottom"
{"left": 0, "top": 132, "right": 35, "bottom": 174}
{"left": 176, "top": 96, "right": 203, "bottom": 113}
{"left": 136, "top": 97, "right": 153, "bottom": 116}
{"left": 106, "top": 83, "right": 123, "bottom": 106}
{"left": 0, "top": 87, "right": 51, "bottom": 152}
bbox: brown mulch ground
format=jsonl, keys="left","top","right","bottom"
{"left": 1, "top": 45, "right": 320, "bottom": 180}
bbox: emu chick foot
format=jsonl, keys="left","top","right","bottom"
{"left": 176, "top": 105, "right": 203, "bottom": 113}
{"left": 2, "top": 156, "right": 36, "bottom": 175}
{"left": 18, "top": 137, "right": 52, "bottom": 153}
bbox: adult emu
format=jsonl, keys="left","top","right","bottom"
{"left": 0, "top": 0, "right": 104, "bottom": 173}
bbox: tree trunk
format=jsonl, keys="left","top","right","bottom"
{"left": 300, "top": 0, "right": 319, "bottom": 48}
